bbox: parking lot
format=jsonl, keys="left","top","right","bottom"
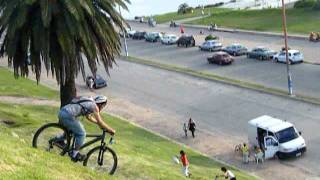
{"left": 123, "top": 32, "right": 320, "bottom": 99}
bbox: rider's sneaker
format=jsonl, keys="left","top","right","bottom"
{"left": 71, "top": 152, "right": 87, "bottom": 162}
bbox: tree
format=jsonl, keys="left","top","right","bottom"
{"left": 178, "top": 3, "right": 189, "bottom": 14}
{"left": 0, "top": 0, "right": 129, "bottom": 107}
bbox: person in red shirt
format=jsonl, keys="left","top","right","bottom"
{"left": 180, "top": 150, "right": 191, "bottom": 177}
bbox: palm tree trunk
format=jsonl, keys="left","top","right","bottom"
{"left": 60, "top": 68, "right": 77, "bottom": 108}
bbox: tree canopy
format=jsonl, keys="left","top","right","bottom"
{"left": 0, "top": 0, "right": 129, "bottom": 85}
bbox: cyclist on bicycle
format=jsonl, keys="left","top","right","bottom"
{"left": 58, "top": 95, "right": 115, "bottom": 162}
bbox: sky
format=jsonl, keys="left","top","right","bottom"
{"left": 121, "top": 0, "right": 229, "bottom": 19}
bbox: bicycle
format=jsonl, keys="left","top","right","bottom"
{"left": 32, "top": 123, "right": 117, "bottom": 175}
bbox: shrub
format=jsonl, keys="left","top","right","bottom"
{"left": 205, "top": 35, "right": 219, "bottom": 41}
{"left": 294, "top": 0, "right": 316, "bottom": 8}
{"left": 313, "top": 0, "right": 320, "bottom": 10}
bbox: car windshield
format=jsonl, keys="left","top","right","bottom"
{"left": 275, "top": 127, "right": 299, "bottom": 143}
{"left": 294, "top": 52, "right": 301, "bottom": 56}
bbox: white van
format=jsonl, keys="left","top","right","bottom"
{"left": 248, "top": 115, "right": 306, "bottom": 159}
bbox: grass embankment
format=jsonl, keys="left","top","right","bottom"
{"left": 0, "top": 69, "right": 256, "bottom": 179}
{"left": 153, "top": 7, "right": 228, "bottom": 24}
{"left": 154, "top": 7, "right": 320, "bottom": 35}
{"left": 0, "top": 67, "right": 58, "bottom": 99}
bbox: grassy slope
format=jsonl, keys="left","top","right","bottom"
{"left": 0, "top": 103, "right": 256, "bottom": 180}
{"left": 153, "top": 7, "right": 228, "bottom": 24}
{"left": 0, "top": 67, "right": 59, "bottom": 99}
{"left": 0, "top": 68, "right": 256, "bottom": 179}
{"left": 156, "top": 7, "right": 320, "bottom": 34}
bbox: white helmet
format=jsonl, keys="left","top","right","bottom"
{"left": 94, "top": 95, "right": 107, "bottom": 104}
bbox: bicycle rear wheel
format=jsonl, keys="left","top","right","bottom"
{"left": 84, "top": 146, "right": 118, "bottom": 175}
{"left": 32, "top": 123, "right": 70, "bottom": 156}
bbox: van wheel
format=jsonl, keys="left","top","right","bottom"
{"left": 277, "top": 152, "right": 284, "bottom": 160}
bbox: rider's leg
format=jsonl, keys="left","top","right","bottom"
{"left": 59, "top": 111, "right": 86, "bottom": 161}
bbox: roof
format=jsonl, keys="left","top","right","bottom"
{"left": 248, "top": 115, "right": 293, "bottom": 133}
{"left": 287, "top": 49, "right": 300, "bottom": 53}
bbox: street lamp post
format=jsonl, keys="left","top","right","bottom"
{"left": 119, "top": 6, "right": 129, "bottom": 57}
{"left": 281, "top": 0, "right": 293, "bottom": 95}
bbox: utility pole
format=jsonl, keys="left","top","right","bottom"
{"left": 281, "top": 0, "right": 293, "bottom": 95}
{"left": 119, "top": 5, "right": 129, "bottom": 57}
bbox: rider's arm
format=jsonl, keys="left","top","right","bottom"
{"left": 86, "top": 107, "right": 115, "bottom": 135}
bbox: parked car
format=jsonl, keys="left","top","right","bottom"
{"left": 132, "top": 31, "right": 147, "bottom": 40}
{"left": 199, "top": 40, "right": 222, "bottom": 51}
{"left": 145, "top": 32, "right": 163, "bottom": 42}
{"left": 207, "top": 51, "right": 234, "bottom": 65}
{"left": 161, "top": 34, "right": 178, "bottom": 45}
{"left": 273, "top": 50, "right": 304, "bottom": 64}
{"left": 247, "top": 47, "right": 276, "bottom": 60}
{"left": 119, "top": 28, "right": 136, "bottom": 38}
{"left": 177, "top": 35, "right": 195, "bottom": 47}
{"left": 223, "top": 44, "right": 248, "bottom": 56}
{"left": 86, "top": 75, "right": 107, "bottom": 89}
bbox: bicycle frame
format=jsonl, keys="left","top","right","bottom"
{"left": 67, "top": 130, "right": 107, "bottom": 151}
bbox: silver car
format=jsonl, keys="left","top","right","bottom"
{"left": 199, "top": 40, "right": 222, "bottom": 51}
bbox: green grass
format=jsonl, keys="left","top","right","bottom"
{"left": 0, "top": 103, "right": 257, "bottom": 180}
{"left": 188, "top": 8, "right": 320, "bottom": 34}
{"left": 153, "top": 7, "right": 229, "bottom": 24}
{"left": 0, "top": 67, "right": 59, "bottom": 99}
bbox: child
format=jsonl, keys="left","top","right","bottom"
{"left": 183, "top": 123, "right": 188, "bottom": 137}
{"left": 180, "top": 150, "right": 191, "bottom": 177}
{"left": 220, "top": 167, "right": 236, "bottom": 180}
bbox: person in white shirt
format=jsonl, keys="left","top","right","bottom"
{"left": 220, "top": 167, "right": 236, "bottom": 180}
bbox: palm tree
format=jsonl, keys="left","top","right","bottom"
{"left": 0, "top": 0, "right": 129, "bottom": 106}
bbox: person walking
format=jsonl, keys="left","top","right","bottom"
{"left": 241, "top": 143, "right": 249, "bottom": 164}
{"left": 179, "top": 150, "right": 191, "bottom": 178}
{"left": 188, "top": 118, "right": 196, "bottom": 138}
{"left": 183, "top": 122, "right": 188, "bottom": 137}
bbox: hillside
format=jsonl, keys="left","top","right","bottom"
{"left": 0, "top": 67, "right": 256, "bottom": 180}
{"left": 154, "top": 7, "right": 320, "bottom": 34}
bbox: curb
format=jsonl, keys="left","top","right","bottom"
{"left": 120, "top": 55, "right": 320, "bottom": 106}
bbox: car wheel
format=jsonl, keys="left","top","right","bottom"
{"left": 233, "top": 52, "right": 236, "bottom": 56}
{"left": 275, "top": 58, "right": 279, "bottom": 62}
{"left": 289, "top": 60, "right": 293, "bottom": 65}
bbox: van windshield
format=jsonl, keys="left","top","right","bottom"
{"left": 275, "top": 127, "right": 298, "bottom": 143}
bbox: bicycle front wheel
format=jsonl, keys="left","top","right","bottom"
{"left": 32, "top": 123, "right": 70, "bottom": 156}
{"left": 84, "top": 146, "right": 118, "bottom": 175}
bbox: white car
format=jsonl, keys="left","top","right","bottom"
{"left": 128, "top": 30, "right": 136, "bottom": 38}
{"left": 161, "top": 34, "right": 178, "bottom": 45}
{"left": 273, "top": 50, "right": 304, "bottom": 64}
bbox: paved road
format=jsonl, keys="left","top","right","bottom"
{"left": 122, "top": 22, "right": 320, "bottom": 100}
{"left": 103, "top": 60, "right": 320, "bottom": 178}
{"left": 129, "top": 22, "right": 320, "bottom": 64}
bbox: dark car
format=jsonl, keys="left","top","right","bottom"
{"left": 247, "top": 47, "right": 276, "bottom": 60}
{"left": 132, "top": 31, "right": 147, "bottom": 40}
{"left": 207, "top": 51, "right": 234, "bottom": 65}
{"left": 145, "top": 32, "right": 163, "bottom": 42}
{"left": 177, "top": 35, "right": 195, "bottom": 47}
{"left": 86, "top": 75, "right": 107, "bottom": 89}
{"left": 222, "top": 44, "right": 248, "bottom": 56}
